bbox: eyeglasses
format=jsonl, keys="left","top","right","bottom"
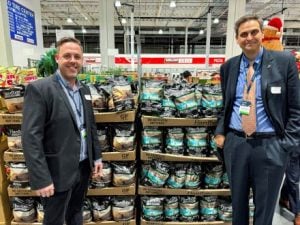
{"left": 239, "top": 29, "right": 260, "bottom": 38}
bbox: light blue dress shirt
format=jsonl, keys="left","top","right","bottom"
{"left": 56, "top": 71, "right": 88, "bottom": 162}
{"left": 229, "top": 48, "right": 275, "bottom": 132}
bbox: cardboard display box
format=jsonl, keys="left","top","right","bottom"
{"left": 94, "top": 110, "right": 136, "bottom": 123}
{"left": 138, "top": 186, "right": 231, "bottom": 196}
{"left": 4, "top": 150, "right": 136, "bottom": 162}
{"left": 11, "top": 219, "right": 136, "bottom": 225}
{"left": 140, "top": 220, "right": 231, "bottom": 225}
{"left": 140, "top": 150, "right": 219, "bottom": 162}
{"left": 141, "top": 116, "right": 217, "bottom": 127}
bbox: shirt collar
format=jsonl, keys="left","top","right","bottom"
{"left": 56, "top": 69, "right": 82, "bottom": 91}
{"left": 242, "top": 47, "right": 263, "bottom": 68}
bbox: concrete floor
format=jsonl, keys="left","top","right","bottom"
{"left": 273, "top": 205, "right": 294, "bottom": 225}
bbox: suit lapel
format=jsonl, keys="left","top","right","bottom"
{"left": 51, "top": 75, "right": 78, "bottom": 130}
{"left": 227, "top": 55, "right": 241, "bottom": 102}
{"left": 261, "top": 50, "right": 277, "bottom": 103}
{"left": 79, "top": 85, "right": 89, "bottom": 127}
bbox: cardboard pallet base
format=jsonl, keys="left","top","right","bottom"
{"left": 11, "top": 219, "right": 136, "bottom": 225}
{"left": 140, "top": 220, "right": 231, "bottom": 225}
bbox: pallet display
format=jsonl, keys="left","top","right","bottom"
{"left": 0, "top": 136, "right": 12, "bottom": 224}
{"left": 139, "top": 115, "right": 231, "bottom": 225}
{"left": 1, "top": 111, "right": 137, "bottom": 225}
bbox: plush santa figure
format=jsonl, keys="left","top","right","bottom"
{"left": 262, "top": 17, "right": 284, "bottom": 51}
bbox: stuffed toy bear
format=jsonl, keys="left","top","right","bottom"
{"left": 262, "top": 17, "right": 284, "bottom": 51}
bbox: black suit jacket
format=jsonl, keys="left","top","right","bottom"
{"left": 22, "top": 74, "right": 101, "bottom": 192}
{"left": 215, "top": 49, "right": 300, "bottom": 152}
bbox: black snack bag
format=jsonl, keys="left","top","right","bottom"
{"left": 165, "top": 196, "right": 179, "bottom": 221}
{"left": 12, "top": 197, "right": 36, "bottom": 222}
{"left": 90, "top": 162, "right": 112, "bottom": 188}
{"left": 142, "top": 160, "right": 170, "bottom": 187}
{"left": 179, "top": 196, "right": 199, "bottom": 221}
{"left": 112, "top": 162, "right": 136, "bottom": 187}
{"left": 140, "top": 80, "right": 164, "bottom": 115}
{"left": 165, "top": 128, "right": 184, "bottom": 155}
{"left": 111, "top": 76, "right": 134, "bottom": 112}
{"left": 166, "top": 163, "right": 186, "bottom": 189}
{"left": 184, "top": 163, "right": 202, "bottom": 189}
{"left": 142, "top": 196, "right": 164, "bottom": 221}
{"left": 200, "top": 196, "right": 218, "bottom": 221}
{"left": 186, "top": 127, "right": 208, "bottom": 156}
{"left": 92, "top": 197, "right": 112, "bottom": 221}
{"left": 112, "top": 197, "right": 135, "bottom": 221}
{"left": 142, "top": 127, "right": 163, "bottom": 153}
{"left": 112, "top": 123, "right": 135, "bottom": 152}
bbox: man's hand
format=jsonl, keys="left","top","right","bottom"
{"left": 92, "top": 161, "right": 103, "bottom": 178}
{"left": 214, "top": 135, "right": 226, "bottom": 149}
{"left": 35, "top": 184, "right": 55, "bottom": 198}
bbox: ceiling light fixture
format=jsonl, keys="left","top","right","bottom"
{"left": 199, "top": 29, "right": 204, "bottom": 35}
{"left": 115, "top": 0, "right": 121, "bottom": 7}
{"left": 169, "top": 1, "right": 176, "bottom": 8}
{"left": 84, "top": 16, "right": 88, "bottom": 21}
{"left": 158, "top": 29, "right": 163, "bottom": 34}
{"left": 213, "top": 18, "right": 219, "bottom": 24}
{"left": 82, "top": 26, "right": 87, "bottom": 33}
{"left": 263, "top": 20, "right": 269, "bottom": 26}
{"left": 67, "top": 17, "right": 73, "bottom": 23}
{"left": 121, "top": 18, "right": 127, "bottom": 24}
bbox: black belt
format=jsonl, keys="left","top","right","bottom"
{"left": 229, "top": 128, "right": 276, "bottom": 139}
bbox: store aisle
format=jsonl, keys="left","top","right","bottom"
{"left": 273, "top": 204, "right": 294, "bottom": 225}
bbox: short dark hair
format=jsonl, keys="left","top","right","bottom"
{"left": 56, "top": 37, "right": 82, "bottom": 52}
{"left": 182, "top": 70, "right": 192, "bottom": 79}
{"left": 235, "top": 15, "right": 263, "bottom": 38}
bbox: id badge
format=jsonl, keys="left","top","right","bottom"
{"left": 239, "top": 100, "right": 251, "bottom": 115}
{"left": 80, "top": 128, "right": 87, "bottom": 138}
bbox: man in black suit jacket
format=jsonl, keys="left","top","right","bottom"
{"left": 214, "top": 15, "right": 300, "bottom": 225}
{"left": 22, "top": 37, "right": 103, "bottom": 225}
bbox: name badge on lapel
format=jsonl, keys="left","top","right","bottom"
{"left": 271, "top": 87, "right": 281, "bottom": 94}
{"left": 84, "top": 95, "right": 92, "bottom": 100}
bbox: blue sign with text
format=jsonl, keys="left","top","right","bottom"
{"left": 7, "top": 0, "right": 37, "bottom": 45}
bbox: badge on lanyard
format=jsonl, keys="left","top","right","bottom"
{"left": 80, "top": 127, "right": 87, "bottom": 138}
{"left": 239, "top": 100, "right": 251, "bottom": 115}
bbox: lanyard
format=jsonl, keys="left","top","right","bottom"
{"left": 56, "top": 75, "right": 82, "bottom": 118}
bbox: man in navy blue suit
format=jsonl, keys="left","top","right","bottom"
{"left": 214, "top": 15, "right": 300, "bottom": 225}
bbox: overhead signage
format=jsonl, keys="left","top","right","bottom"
{"left": 7, "top": 0, "right": 37, "bottom": 45}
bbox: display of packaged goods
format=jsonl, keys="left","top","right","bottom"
{"left": 0, "top": 85, "right": 25, "bottom": 114}
{"left": 141, "top": 196, "right": 232, "bottom": 223}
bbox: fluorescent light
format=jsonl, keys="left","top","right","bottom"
{"left": 158, "top": 29, "right": 163, "bottom": 34}
{"left": 121, "top": 18, "right": 127, "bottom": 24}
{"left": 67, "top": 17, "right": 73, "bottom": 23}
{"left": 82, "top": 26, "right": 87, "bottom": 33}
{"left": 199, "top": 29, "right": 204, "bottom": 35}
{"left": 84, "top": 16, "right": 88, "bottom": 21}
{"left": 213, "top": 18, "right": 219, "bottom": 24}
{"left": 115, "top": 0, "right": 121, "bottom": 7}
{"left": 170, "top": 1, "right": 176, "bottom": 8}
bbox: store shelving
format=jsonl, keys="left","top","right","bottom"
{"left": 1, "top": 110, "right": 138, "bottom": 225}
{"left": 139, "top": 114, "right": 231, "bottom": 225}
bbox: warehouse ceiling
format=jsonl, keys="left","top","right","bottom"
{"left": 40, "top": 0, "right": 300, "bottom": 52}
{"left": 40, "top": 0, "right": 300, "bottom": 31}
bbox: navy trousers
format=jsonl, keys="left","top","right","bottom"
{"left": 281, "top": 152, "right": 300, "bottom": 214}
{"left": 224, "top": 131, "right": 288, "bottom": 225}
{"left": 41, "top": 159, "right": 91, "bottom": 225}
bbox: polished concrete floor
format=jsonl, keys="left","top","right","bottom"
{"left": 273, "top": 205, "right": 294, "bottom": 225}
